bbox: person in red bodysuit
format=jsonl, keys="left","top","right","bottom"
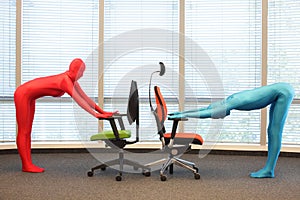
{"left": 14, "top": 58, "right": 115, "bottom": 173}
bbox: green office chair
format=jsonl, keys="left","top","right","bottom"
{"left": 87, "top": 80, "right": 150, "bottom": 181}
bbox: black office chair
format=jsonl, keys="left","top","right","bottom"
{"left": 87, "top": 80, "right": 150, "bottom": 181}
{"left": 148, "top": 63, "right": 203, "bottom": 181}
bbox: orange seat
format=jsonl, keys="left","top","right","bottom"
{"left": 164, "top": 133, "right": 204, "bottom": 145}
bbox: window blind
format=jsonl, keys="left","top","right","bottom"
{"left": 0, "top": 1, "right": 16, "bottom": 142}
{"left": 0, "top": 0, "right": 299, "bottom": 147}
{"left": 185, "top": 0, "right": 262, "bottom": 143}
{"left": 103, "top": 0, "right": 179, "bottom": 141}
{"left": 22, "top": 0, "right": 99, "bottom": 141}
{"left": 268, "top": 0, "right": 300, "bottom": 144}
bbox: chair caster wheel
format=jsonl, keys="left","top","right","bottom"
{"left": 116, "top": 175, "right": 122, "bottom": 181}
{"left": 194, "top": 173, "right": 200, "bottom": 180}
{"left": 143, "top": 171, "right": 151, "bottom": 177}
{"left": 160, "top": 175, "right": 167, "bottom": 181}
{"left": 87, "top": 171, "right": 94, "bottom": 177}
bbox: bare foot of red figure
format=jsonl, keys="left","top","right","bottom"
{"left": 14, "top": 58, "right": 116, "bottom": 173}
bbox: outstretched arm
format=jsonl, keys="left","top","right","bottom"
{"left": 62, "top": 78, "right": 113, "bottom": 118}
{"left": 169, "top": 107, "right": 207, "bottom": 116}
{"left": 74, "top": 82, "right": 116, "bottom": 116}
{"left": 169, "top": 99, "right": 228, "bottom": 116}
{"left": 169, "top": 100, "right": 229, "bottom": 119}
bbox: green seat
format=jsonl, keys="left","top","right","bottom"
{"left": 90, "top": 130, "right": 131, "bottom": 141}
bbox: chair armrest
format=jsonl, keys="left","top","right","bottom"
{"left": 97, "top": 113, "right": 127, "bottom": 140}
{"left": 113, "top": 113, "right": 127, "bottom": 117}
{"left": 97, "top": 113, "right": 126, "bottom": 120}
{"left": 167, "top": 117, "right": 188, "bottom": 121}
{"left": 167, "top": 117, "right": 189, "bottom": 146}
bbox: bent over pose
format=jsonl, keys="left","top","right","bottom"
{"left": 14, "top": 58, "right": 116, "bottom": 173}
{"left": 169, "top": 82, "right": 294, "bottom": 178}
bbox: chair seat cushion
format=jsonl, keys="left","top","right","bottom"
{"left": 90, "top": 130, "right": 131, "bottom": 141}
{"left": 164, "top": 133, "right": 204, "bottom": 145}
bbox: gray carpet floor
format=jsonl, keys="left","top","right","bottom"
{"left": 0, "top": 151, "right": 299, "bottom": 200}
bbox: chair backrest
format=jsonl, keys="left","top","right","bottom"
{"left": 127, "top": 80, "right": 139, "bottom": 142}
{"left": 127, "top": 80, "right": 139, "bottom": 125}
{"left": 154, "top": 86, "right": 167, "bottom": 122}
{"left": 153, "top": 86, "right": 167, "bottom": 138}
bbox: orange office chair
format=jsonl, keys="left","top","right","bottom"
{"left": 148, "top": 62, "right": 203, "bottom": 181}
{"left": 88, "top": 80, "right": 150, "bottom": 181}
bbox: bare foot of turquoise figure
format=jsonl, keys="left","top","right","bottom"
{"left": 169, "top": 82, "right": 294, "bottom": 178}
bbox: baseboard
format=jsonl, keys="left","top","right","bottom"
{"left": 1, "top": 147, "right": 299, "bottom": 158}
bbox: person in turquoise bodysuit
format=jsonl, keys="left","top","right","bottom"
{"left": 14, "top": 58, "right": 116, "bottom": 173}
{"left": 169, "top": 82, "right": 294, "bottom": 178}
